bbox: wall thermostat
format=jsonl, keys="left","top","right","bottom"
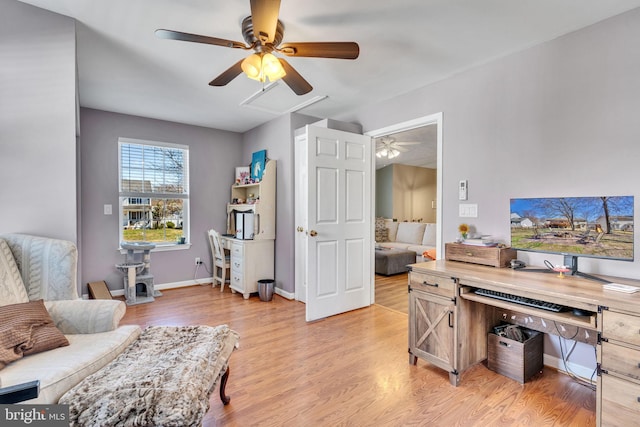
{"left": 459, "top": 180, "right": 468, "bottom": 200}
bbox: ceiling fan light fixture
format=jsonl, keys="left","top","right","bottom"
{"left": 241, "top": 53, "right": 263, "bottom": 81}
{"left": 241, "top": 52, "right": 286, "bottom": 83}
{"left": 262, "top": 53, "right": 286, "bottom": 81}
{"left": 375, "top": 146, "right": 402, "bottom": 159}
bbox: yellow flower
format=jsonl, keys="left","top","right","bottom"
{"left": 458, "top": 223, "right": 469, "bottom": 234}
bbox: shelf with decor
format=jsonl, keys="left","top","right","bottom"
{"left": 226, "top": 159, "right": 276, "bottom": 240}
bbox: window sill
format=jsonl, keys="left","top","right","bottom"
{"left": 119, "top": 243, "right": 191, "bottom": 255}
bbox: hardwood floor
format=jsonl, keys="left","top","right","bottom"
{"left": 120, "top": 284, "right": 596, "bottom": 426}
{"left": 375, "top": 272, "right": 408, "bottom": 314}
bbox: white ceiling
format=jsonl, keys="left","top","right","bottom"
{"left": 374, "top": 125, "right": 438, "bottom": 170}
{"left": 18, "top": 0, "right": 640, "bottom": 135}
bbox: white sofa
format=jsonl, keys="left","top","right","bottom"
{"left": 376, "top": 220, "right": 436, "bottom": 261}
{"left": 0, "top": 234, "right": 141, "bottom": 404}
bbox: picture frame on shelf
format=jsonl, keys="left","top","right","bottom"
{"left": 251, "top": 150, "right": 267, "bottom": 181}
{"left": 235, "top": 166, "right": 250, "bottom": 185}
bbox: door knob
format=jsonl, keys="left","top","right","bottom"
{"left": 296, "top": 226, "right": 304, "bottom": 232}
{"left": 309, "top": 230, "right": 318, "bottom": 237}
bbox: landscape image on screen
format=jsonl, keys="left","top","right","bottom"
{"left": 510, "top": 196, "right": 634, "bottom": 260}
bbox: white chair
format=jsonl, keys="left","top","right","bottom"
{"left": 208, "top": 229, "right": 230, "bottom": 292}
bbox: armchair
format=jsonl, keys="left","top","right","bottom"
{"left": 0, "top": 234, "right": 141, "bottom": 403}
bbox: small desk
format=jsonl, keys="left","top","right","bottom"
{"left": 220, "top": 236, "right": 274, "bottom": 299}
{"left": 408, "top": 260, "right": 640, "bottom": 426}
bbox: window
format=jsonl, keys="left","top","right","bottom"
{"left": 118, "top": 138, "right": 189, "bottom": 246}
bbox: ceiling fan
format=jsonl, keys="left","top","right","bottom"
{"left": 155, "top": 0, "right": 360, "bottom": 96}
{"left": 375, "top": 137, "right": 421, "bottom": 159}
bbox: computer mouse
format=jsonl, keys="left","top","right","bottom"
{"left": 572, "top": 308, "right": 593, "bottom": 317}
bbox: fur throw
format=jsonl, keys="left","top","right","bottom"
{"left": 59, "top": 325, "right": 239, "bottom": 426}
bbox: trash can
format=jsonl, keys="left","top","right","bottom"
{"left": 257, "top": 279, "right": 274, "bottom": 301}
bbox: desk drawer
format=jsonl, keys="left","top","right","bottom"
{"left": 231, "top": 256, "right": 243, "bottom": 273}
{"left": 231, "top": 272, "right": 243, "bottom": 288}
{"left": 602, "top": 310, "right": 640, "bottom": 347}
{"left": 600, "top": 374, "right": 640, "bottom": 425}
{"left": 601, "top": 341, "right": 640, "bottom": 380}
{"left": 409, "top": 272, "right": 455, "bottom": 298}
{"left": 445, "top": 243, "right": 516, "bottom": 268}
{"left": 231, "top": 243, "right": 244, "bottom": 257}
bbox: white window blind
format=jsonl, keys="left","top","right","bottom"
{"left": 118, "top": 138, "right": 189, "bottom": 245}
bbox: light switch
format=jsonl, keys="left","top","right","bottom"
{"left": 104, "top": 204, "right": 112, "bottom": 215}
{"left": 459, "top": 203, "right": 478, "bottom": 218}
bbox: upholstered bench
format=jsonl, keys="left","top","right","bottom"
{"left": 59, "top": 325, "right": 239, "bottom": 427}
{"left": 375, "top": 247, "right": 416, "bottom": 275}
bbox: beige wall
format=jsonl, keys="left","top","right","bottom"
{"left": 391, "top": 164, "right": 437, "bottom": 223}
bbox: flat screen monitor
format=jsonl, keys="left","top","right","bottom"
{"left": 510, "top": 195, "right": 634, "bottom": 280}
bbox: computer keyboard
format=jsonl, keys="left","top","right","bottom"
{"left": 474, "top": 288, "right": 565, "bottom": 312}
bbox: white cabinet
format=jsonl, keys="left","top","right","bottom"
{"left": 227, "top": 239, "right": 274, "bottom": 300}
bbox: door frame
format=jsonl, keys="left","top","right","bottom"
{"left": 365, "top": 113, "right": 444, "bottom": 300}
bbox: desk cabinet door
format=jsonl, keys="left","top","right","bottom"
{"left": 409, "top": 289, "right": 455, "bottom": 373}
{"left": 600, "top": 373, "right": 640, "bottom": 426}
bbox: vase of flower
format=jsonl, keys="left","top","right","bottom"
{"left": 458, "top": 223, "right": 469, "bottom": 241}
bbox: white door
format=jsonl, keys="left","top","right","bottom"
{"left": 294, "top": 129, "right": 308, "bottom": 303}
{"left": 296, "top": 125, "right": 373, "bottom": 321}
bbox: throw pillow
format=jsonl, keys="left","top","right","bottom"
{"left": 375, "top": 218, "right": 388, "bottom": 242}
{"left": 0, "top": 299, "right": 69, "bottom": 370}
{"left": 421, "top": 223, "right": 437, "bottom": 246}
{"left": 0, "top": 238, "right": 29, "bottom": 307}
{"left": 422, "top": 249, "right": 437, "bottom": 260}
{"left": 386, "top": 221, "right": 399, "bottom": 242}
{"left": 395, "top": 222, "right": 426, "bottom": 245}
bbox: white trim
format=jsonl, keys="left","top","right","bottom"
{"left": 365, "top": 112, "right": 444, "bottom": 258}
{"left": 88, "top": 278, "right": 296, "bottom": 300}
{"left": 239, "top": 81, "right": 327, "bottom": 114}
{"left": 120, "top": 191, "right": 188, "bottom": 199}
{"left": 543, "top": 354, "right": 597, "bottom": 384}
{"left": 118, "top": 243, "right": 191, "bottom": 254}
{"left": 118, "top": 137, "right": 188, "bottom": 150}
{"left": 97, "top": 277, "right": 213, "bottom": 298}
{"left": 275, "top": 286, "right": 295, "bottom": 300}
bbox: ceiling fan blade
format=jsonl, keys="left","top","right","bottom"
{"left": 209, "top": 59, "right": 244, "bottom": 87}
{"left": 279, "top": 59, "right": 312, "bottom": 95}
{"left": 250, "top": 0, "right": 281, "bottom": 44}
{"left": 394, "top": 141, "right": 422, "bottom": 146}
{"left": 155, "top": 29, "right": 248, "bottom": 50}
{"left": 278, "top": 42, "right": 360, "bottom": 59}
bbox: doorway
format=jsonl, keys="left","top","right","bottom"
{"left": 365, "top": 113, "right": 443, "bottom": 308}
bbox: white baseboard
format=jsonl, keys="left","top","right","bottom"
{"left": 84, "top": 278, "right": 297, "bottom": 301}
{"left": 275, "top": 287, "right": 294, "bottom": 300}
{"left": 543, "top": 354, "right": 597, "bottom": 383}
{"left": 83, "top": 277, "right": 213, "bottom": 299}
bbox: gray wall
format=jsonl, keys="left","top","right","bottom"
{"left": 337, "top": 8, "right": 640, "bottom": 370}
{"left": 0, "top": 0, "right": 77, "bottom": 242}
{"left": 340, "top": 8, "right": 640, "bottom": 280}
{"left": 79, "top": 108, "right": 242, "bottom": 294}
{"left": 375, "top": 166, "right": 393, "bottom": 219}
{"left": 242, "top": 112, "right": 319, "bottom": 294}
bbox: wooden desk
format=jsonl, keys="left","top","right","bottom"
{"left": 408, "top": 260, "right": 640, "bottom": 426}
